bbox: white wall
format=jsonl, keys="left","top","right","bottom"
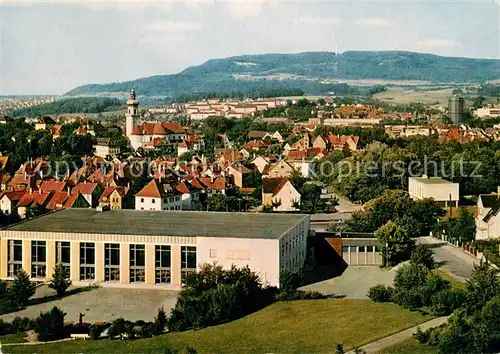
{"left": 196, "top": 236, "right": 280, "bottom": 287}
{"left": 135, "top": 197, "right": 162, "bottom": 211}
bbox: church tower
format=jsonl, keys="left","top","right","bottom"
{"left": 126, "top": 88, "right": 139, "bottom": 138}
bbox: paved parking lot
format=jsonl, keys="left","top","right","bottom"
{"left": 300, "top": 266, "right": 395, "bottom": 299}
{"left": 0, "top": 286, "right": 179, "bottom": 323}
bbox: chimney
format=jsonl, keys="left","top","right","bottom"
{"left": 67, "top": 186, "right": 70, "bottom": 196}
{"left": 39, "top": 188, "right": 42, "bottom": 195}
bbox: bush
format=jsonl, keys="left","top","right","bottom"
{"left": 89, "top": 324, "right": 106, "bottom": 340}
{"left": 410, "top": 245, "right": 435, "bottom": 270}
{"left": 413, "top": 327, "right": 429, "bottom": 344}
{"left": 49, "top": 263, "right": 72, "bottom": 298}
{"left": 421, "top": 274, "right": 451, "bottom": 307}
{"left": 9, "top": 270, "right": 36, "bottom": 309}
{"left": 11, "top": 316, "right": 32, "bottom": 333}
{"left": 367, "top": 285, "right": 393, "bottom": 302}
{"left": 34, "top": 306, "right": 67, "bottom": 342}
{"left": 139, "top": 322, "right": 155, "bottom": 338}
{"left": 276, "top": 290, "right": 325, "bottom": 301}
{"left": 0, "top": 319, "right": 12, "bottom": 335}
{"left": 168, "top": 264, "right": 274, "bottom": 331}
{"left": 393, "top": 287, "right": 423, "bottom": 310}
{"left": 431, "top": 288, "right": 467, "bottom": 316}
{"left": 108, "top": 318, "right": 126, "bottom": 339}
{"left": 154, "top": 307, "right": 167, "bottom": 335}
{"left": 394, "top": 263, "right": 428, "bottom": 291}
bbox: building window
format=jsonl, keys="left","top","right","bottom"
{"left": 130, "top": 244, "right": 145, "bottom": 283}
{"left": 209, "top": 249, "right": 217, "bottom": 258}
{"left": 152, "top": 199, "right": 155, "bottom": 204}
{"left": 104, "top": 243, "right": 120, "bottom": 281}
{"left": 80, "top": 242, "right": 95, "bottom": 281}
{"left": 56, "top": 241, "right": 71, "bottom": 275}
{"left": 8, "top": 240, "right": 22, "bottom": 277}
{"left": 155, "top": 245, "right": 171, "bottom": 284}
{"left": 140, "top": 198, "right": 144, "bottom": 203}
{"left": 181, "top": 246, "right": 196, "bottom": 282}
{"left": 31, "top": 240, "right": 46, "bottom": 278}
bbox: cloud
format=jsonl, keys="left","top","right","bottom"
{"left": 299, "top": 17, "right": 340, "bottom": 25}
{"left": 417, "top": 39, "right": 462, "bottom": 49}
{"left": 355, "top": 18, "right": 392, "bottom": 27}
{"left": 146, "top": 21, "right": 204, "bottom": 33}
{"left": 226, "top": 0, "right": 265, "bottom": 21}
{"left": 0, "top": 0, "right": 174, "bottom": 11}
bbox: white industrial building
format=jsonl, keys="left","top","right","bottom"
{"left": 0, "top": 209, "right": 310, "bottom": 289}
{"left": 408, "top": 176, "right": 459, "bottom": 207}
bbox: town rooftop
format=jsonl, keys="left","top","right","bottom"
{"left": 3, "top": 209, "right": 308, "bottom": 239}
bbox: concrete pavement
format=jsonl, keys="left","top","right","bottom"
{"left": 300, "top": 266, "right": 395, "bottom": 299}
{"left": 346, "top": 316, "right": 449, "bottom": 354}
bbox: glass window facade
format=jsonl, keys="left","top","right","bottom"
{"left": 80, "top": 242, "right": 95, "bottom": 280}
{"left": 56, "top": 241, "right": 71, "bottom": 275}
{"left": 155, "top": 245, "right": 171, "bottom": 284}
{"left": 181, "top": 246, "right": 196, "bottom": 282}
{"left": 8, "top": 240, "right": 22, "bottom": 277}
{"left": 31, "top": 240, "right": 46, "bottom": 278}
{"left": 129, "top": 244, "right": 145, "bottom": 283}
{"left": 104, "top": 243, "right": 120, "bottom": 281}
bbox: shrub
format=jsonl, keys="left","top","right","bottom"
{"left": 410, "top": 244, "right": 435, "bottom": 270}
{"left": 71, "top": 322, "right": 90, "bottom": 334}
{"left": 421, "top": 274, "right": 451, "bottom": 307}
{"left": 394, "top": 263, "right": 428, "bottom": 291}
{"left": 336, "top": 343, "right": 344, "bottom": 354}
{"left": 108, "top": 318, "right": 126, "bottom": 340}
{"left": 276, "top": 290, "right": 325, "bottom": 301}
{"left": 154, "top": 307, "right": 167, "bottom": 335}
{"left": 33, "top": 306, "right": 67, "bottom": 342}
{"left": 393, "top": 287, "right": 423, "bottom": 310}
{"left": 413, "top": 327, "right": 429, "bottom": 344}
{"left": 9, "top": 270, "right": 36, "bottom": 309}
{"left": 89, "top": 324, "right": 105, "bottom": 340}
{"left": 0, "top": 319, "right": 11, "bottom": 335}
{"left": 279, "top": 270, "right": 303, "bottom": 294}
{"left": 139, "top": 322, "right": 155, "bottom": 338}
{"left": 168, "top": 264, "right": 274, "bottom": 331}
{"left": 11, "top": 316, "right": 32, "bottom": 333}
{"left": 367, "top": 285, "right": 393, "bottom": 302}
{"left": 49, "top": 263, "right": 72, "bottom": 298}
{"left": 431, "top": 288, "right": 467, "bottom": 316}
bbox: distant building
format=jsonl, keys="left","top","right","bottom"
{"left": 408, "top": 175, "right": 459, "bottom": 208}
{"left": 474, "top": 107, "right": 500, "bottom": 119}
{"left": 448, "top": 95, "right": 465, "bottom": 124}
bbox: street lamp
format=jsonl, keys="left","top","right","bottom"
{"left": 385, "top": 242, "right": 389, "bottom": 267}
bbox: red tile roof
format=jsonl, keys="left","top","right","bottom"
{"left": 135, "top": 179, "right": 169, "bottom": 198}
{"left": 72, "top": 182, "right": 99, "bottom": 195}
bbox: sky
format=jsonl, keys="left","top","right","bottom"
{"left": 0, "top": 0, "right": 499, "bottom": 95}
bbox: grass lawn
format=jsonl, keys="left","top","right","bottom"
{"left": 432, "top": 269, "right": 466, "bottom": 290}
{"left": 379, "top": 338, "right": 440, "bottom": 354}
{"left": 0, "top": 332, "right": 28, "bottom": 344}
{"left": 3, "top": 299, "right": 431, "bottom": 354}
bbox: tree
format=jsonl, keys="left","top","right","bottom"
{"left": 208, "top": 194, "right": 228, "bottom": 212}
{"left": 465, "top": 262, "right": 500, "bottom": 315}
{"left": 10, "top": 269, "right": 36, "bottom": 309}
{"left": 410, "top": 244, "right": 435, "bottom": 270}
{"left": 375, "top": 220, "right": 415, "bottom": 266}
{"left": 154, "top": 307, "right": 167, "bottom": 335}
{"left": 448, "top": 208, "right": 476, "bottom": 244}
{"left": 49, "top": 263, "right": 72, "bottom": 297}
{"left": 34, "top": 306, "right": 67, "bottom": 341}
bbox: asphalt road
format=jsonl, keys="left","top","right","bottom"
{"left": 418, "top": 236, "right": 478, "bottom": 280}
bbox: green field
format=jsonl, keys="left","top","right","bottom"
{"left": 380, "top": 338, "right": 440, "bottom": 354}
{"left": 2, "top": 299, "right": 431, "bottom": 354}
{"left": 373, "top": 87, "right": 454, "bottom": 106}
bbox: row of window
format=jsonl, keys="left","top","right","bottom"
{"left": 342, "top": 246, "right": 380, "bottom": 253}
{"left": 7, "top": 240, "right": 196, "bottom": 284}
{"left": 138, "top": 197, "right": 181, "bottom": 204}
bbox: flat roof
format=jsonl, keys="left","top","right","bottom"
{"left": 3, "top": 209, "right": 309, "bottom": 240}
{"left": 411, "top": 177, "right": 456, "bottom": 185}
